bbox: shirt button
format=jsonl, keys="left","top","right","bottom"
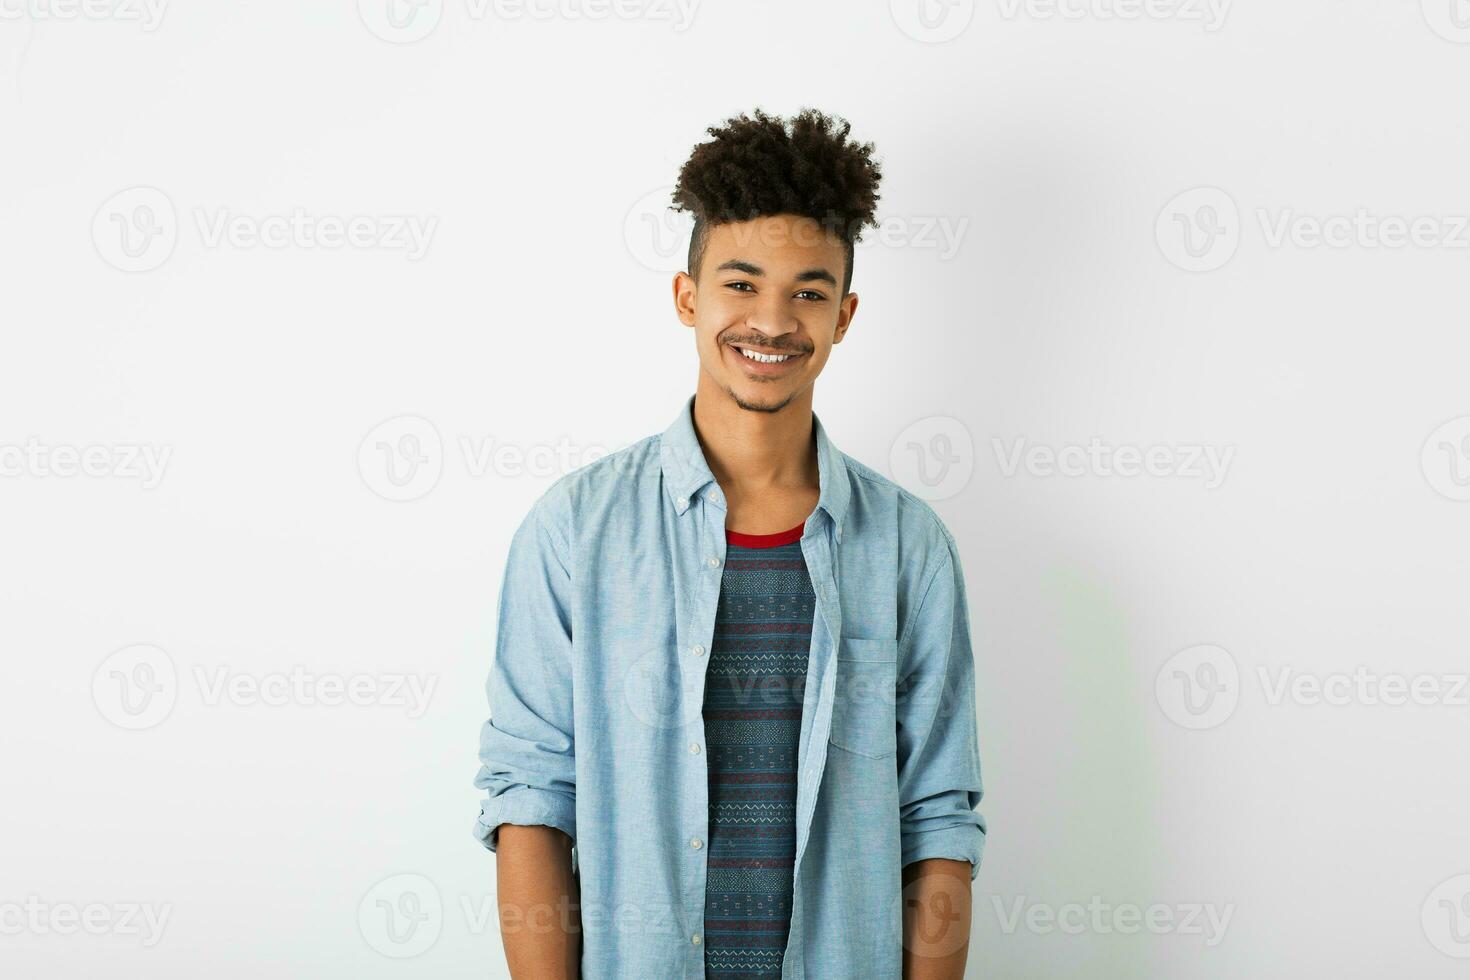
{"left": 677, "top": 496, "right": 688, "bottom": 508}
{"left": 690, "top": 742, "right": 701, "bottom": 754}
{"left": 692, "top": 644, "right": 705, "bottom": 657}
{"left": 692, "top": 934, "right": 702, "bottom": 946}
{"left": 706, "top": 557, "right": 720, "bottom": 568}
{"left": 690, "top": 837, "right": 703, "bottom": 849}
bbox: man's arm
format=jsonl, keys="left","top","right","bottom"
{"left": 497, "top": 825, "right": 580, "bottom": 980}
{"left": 473, "top": 493, "right": 581, "bottom": 976}
{"left": 902, "top": 858, "right": 973, "bottom": 979}
{"left": 895, "top": 525, "right": 987, "bottom": 975}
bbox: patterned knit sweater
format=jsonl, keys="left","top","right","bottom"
{"left": 702, "top": 520, "right": 813, "bottom": 979}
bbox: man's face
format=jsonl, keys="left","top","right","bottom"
{"left": 674, "top": 213, "right": 859, "bottom": 414}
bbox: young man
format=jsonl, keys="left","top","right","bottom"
{"left": 474, "top": 108, "right": 986, "bottom": 979}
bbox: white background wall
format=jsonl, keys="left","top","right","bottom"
{"left": 4, "top": 1, "right": 1470, "bottom": 976}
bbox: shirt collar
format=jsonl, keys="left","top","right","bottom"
{"left": 659, "top": 393, "right": 851, "bottom": 541}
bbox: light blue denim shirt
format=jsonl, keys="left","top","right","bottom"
{"left": 474, "top": 394, "right": 986, "bottom": 979}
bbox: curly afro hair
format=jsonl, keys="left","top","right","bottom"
{"left": 671, "top": 107, "right": 882, "bottom": 295}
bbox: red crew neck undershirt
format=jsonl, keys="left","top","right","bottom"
{"left": 724, "top": 521, "right": 805, "bottom": 549}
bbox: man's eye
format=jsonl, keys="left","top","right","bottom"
{"left": 797, "top": 290, "right": 826, "bottom": 302}
{"left": 725, "top": 281, "right": 754, "bottom": 293}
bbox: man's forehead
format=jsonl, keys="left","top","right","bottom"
{"left": 705, "top": 215, "right": 845, "bottom": 259}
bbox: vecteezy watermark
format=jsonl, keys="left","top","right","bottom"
{"left": 1256, "top": 209, "right": 1470, "bottom": 251}
{"left": 0, "top": 898, "right": 173, "bottom": 947}
{"left": 192, "top": 665, "right": 436, "bottom": 718}
{"left": 360, "top": 874, "right": 443, "bottom": 958}
{"left": 889, "top": 0, "right": 976, "bottom": 43}
{"left": 1422, "top": 416, "right": 1470, "bottom": 502}
{"left": 1421, "top": 0, "right": 1470, "bottom": 43}
{"left": 92, "top": 644, "right": 438, "bottom": 730}
{"left": 1258, "top": 666, "right": 1470, "bottom": 709}
{"left": 92, "top": 644, "right": 179, "bottom": 731}
{"left": 0, "top": 0, "right": 168, "bottom": 30}
{"left": 358, "top": 416, "right": 443, "bottom": 503}
{"left": 1155, "top": 644, "right": 1240, "bottom": 730}
{"left": 92, "top": 186, "right": 177, "bottom": 273}
{"left": 92, "top": 186, "right": 437, "bottom": 272}
{"left": 358, "top": 0, "right": 444, "bottom": 42}
{"left": 192, "top": 208, "right": 436, "bottom": 260}
{"left": 621, "top": 186, "right": 971, "bottom": 274}
{"left": 623, "top": 187, "right": 694, "bottom": 274}
{"left": 854, "top": 215, "right": 970, "bottom": 262}
{"left": 1157, "top": 645, "right": 1470, "bottom": 730}
{"left": 1159, "top": 186, "right": 1470, "bottom": 272}
{"left": 357, "top": 415, "right": 621, "bottom": 502}
{"left": 358, "top": 0, "right": 700, "bottom": 43}
{"left": 0, "top": 438, "right": 171, "bottom": 489}
{"left": 992, "top": 437, "right": 1235, "bottom": 489}
{"left": 995, "top": 0, "right": 1231, "bottom": 30}
{"left": 900, "top": 871, "right": 971, "bottom": 959}
{"left": 1156, "top": 187, "right": 1241, "bottom": 272}
{"left": 358, "top": 871, "right": 685, "bottom": 958}
{"left": 889, "top": 416, "right": 976, "bottom": 503}
{"left": 991, "top": 895, "right": 1235, "bottom": 946}
{"left": 1423, "top": 874, "right": 1470, "bottom": 958}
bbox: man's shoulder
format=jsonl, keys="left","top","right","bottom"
{"left": 841, "top": 450, "right": 956, "bottom": 550}
{"left": 523, "top": 431, "right": 663, "bottom": 526}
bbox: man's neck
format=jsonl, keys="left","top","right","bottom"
{"left": 688, "top": 385, "right": 819, "bottom": 501}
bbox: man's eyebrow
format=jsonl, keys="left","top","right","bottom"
{"left": 714, "top": 260, "right": 838, "bottom": 288}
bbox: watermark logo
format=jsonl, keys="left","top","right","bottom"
{"left": 1422, "top": 0, "right": 1470, "bottom": 43}
{"left": 92, "top": 644, "right": 178, "bottom": 731}
{"left": 623, "top": 646, "right": 704, "bottom": 732}
{"left": 1422, "top": 416, "right": 1470, "bottom": 502}
{"left": 192, "top": 208, "right": 436, "bottom": 259}
{"left": 192, "top": 666, "right": 436, "bottom": 718}
{"left": 0, "top": 898, "right": 173, "bottom": 946}
{"left": 359, "top": 0, "right": 699, "bottom": 42}
{"left": 0, "top": 0, "right": 168, "bottom": 30}
{"left": 0, "top": 439, "right": 172, "bottom": 488}
{"left": 1155, "top": 644, "right": 1239, "bottom": 730}
{"left": 624, "top": 186, "right": 693, "bottom": 274}
{"left": 358, "top": 416, "right": 444, "bottom": 502}
{"left": 993, "top": 437, "right": 1234, "bottom": 489}
{"left": 995, "top": 0, "right": 1231, "bottom": 30}
{"left": 93, "top": 186, "right": 177, "bottom": 273}
{"left": 93, "top": 646, "right": 437, "bottom": 726}
{"left": 1258, "top": 666, "right": 1470, "bottom": 709}
{"left": 901, "top": 871, "right": 972, "bottom": 958}
{"left": 1423, "top": 874, "right": 1470, "bottom": 957}
{"left": 358, "top": 0, "right": 444, "bottom": 42}
{"left": 93, "top": 186, "right": 437, "bottom": 271}
{"left": 358, "top": 416, "right": 623, "bottom": 502}
{"left": 992, "top": 895, "right": 1234, "bottom": 946}
{"left": 1257, "top": 209, "right": 1470, "bottom": 251}
{"left": 1156, "top": 187, "right": 1239, "bottom": 272}
{"left": 890, "top": 0, "right": 975, "bottom": 42}
{"left": 857, "top": 215, "right": 971, "bottom": 261}
{"left": 890, "top": 416, "right": 975, "bottom": 502}
{"left": 359, "top": 874, "right": 442, "bottom": 958}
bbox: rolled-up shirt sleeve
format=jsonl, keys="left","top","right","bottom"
{"left": 896, "top": 526, "right": 987, "bottom": 881}
{"left": 473, "top": 493, "right": 577, "bottom": 853}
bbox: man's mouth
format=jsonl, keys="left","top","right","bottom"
{"left": 728, "top": 342, "right": 805, "bottom": 368}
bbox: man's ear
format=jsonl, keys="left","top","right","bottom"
{"left": 832, "top": 292, "right": 859, "bottom": 344}
{"left": 673, "top": 271, "right": 697, "bottom": 327}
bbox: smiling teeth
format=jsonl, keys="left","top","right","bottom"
{"left": 737, "top": 347, "right": 794, "bottom": 363}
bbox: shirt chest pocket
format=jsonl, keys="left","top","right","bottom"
{"left": 828, "top": 636, "right": 898, "bottom": 760}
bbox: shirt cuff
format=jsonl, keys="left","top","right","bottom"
{"left": 901, "top": 825, "right": 985, "bottom": 881}
{"left": 473, "top": 789, "right": 577, "bottom": 853}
